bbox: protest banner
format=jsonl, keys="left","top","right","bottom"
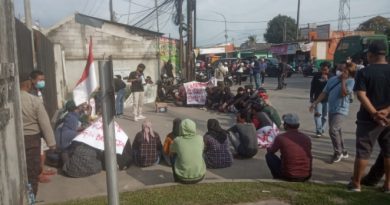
{"left": 73, "top": 117, "right": 129, "bottom": 154}
{"left": 184, "top": 81, "right": 209, "bottom": 105}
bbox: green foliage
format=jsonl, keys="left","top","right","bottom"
{"left": 356, "top": 16, "right": 390, "bottom": 37}
{"left": 264, "top": 14, "right": 297, "bottom": 43}
{"left": 50, "top": 182, "right": 390, "bottom": 205}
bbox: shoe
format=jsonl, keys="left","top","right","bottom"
{"left": 38, "top": 174, "right": 51, "bottom": 183}
{"left": 315, "top": 131, "right": 322, "bottom": 138}
{"left": 133, "top": 116, "right": 139, "bottom": 122}
{"left": 331, "top": 153, "right": 342, "bottom": 163}
{"left": 347, "top": 181, "right": 361, "bottom": 192}
{"left": 138, "top": 115, "right": 146, "bottom": 119}
{"left": 42, "top": 168, "right": 57, "bottom": 176}
{"left": 342, "top": 151, "right": 349, "bottom": 159}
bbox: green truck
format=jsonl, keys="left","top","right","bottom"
{"left": 334, "top": 35, "right": 390, "bottom": 65}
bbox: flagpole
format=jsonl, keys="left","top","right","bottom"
{"left": 99, "top": 56, "right": 119, "bottom": 205}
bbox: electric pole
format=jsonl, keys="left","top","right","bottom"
{"left": 155, "top": 0, "right": 161, "bottom": 77}
{"left": 283, "top": 20, "right": 287, "bottom": 42}
{"left": 338, "top": 0, "right": 351, "bottom": 31}
{"left": 193, "top": 0, "right": 197, "bottom": 49}
{"left": 127, "top": 0, "right": 132, "bottom": 24}
{"left": 186, "top": 0, "right": 194, "bottom": 81}
{"left": 178, "top": 0, "right": 184, "bottom": 78}
{"left": 296, "top": 0, "right": 300, "bottom": 40}
{"left": 24, "top": 0, "right": 36, "bottom": 68}
{"left": 110, "top": 0, "right": 115, "bottom": 22}
{"left": 214, "top": 12, "right": 227, "bottom": 58}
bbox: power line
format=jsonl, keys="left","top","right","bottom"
{"left": 300, "top": 12, "right": 390, "bottom": 26}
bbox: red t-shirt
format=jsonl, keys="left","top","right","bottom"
{"left": 269, "top": 130, "right": 312, "bottom": 178}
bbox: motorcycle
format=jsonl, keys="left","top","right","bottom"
{"left": 157, "top": 75, "right": 184, "bottom": 102}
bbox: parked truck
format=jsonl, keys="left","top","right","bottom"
{"left": 333, "top": 34, "right": 389, "bottom": 66}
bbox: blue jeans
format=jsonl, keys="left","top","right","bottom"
{"left": 254, "top": 73, "right": 261, "bottom": 89}
{"left": 314, "top": 102, "right": 328, "bottom": 134}
{"left": 115, "top": 88, "right": 125, "bottom": 115}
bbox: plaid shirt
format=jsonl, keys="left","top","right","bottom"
{"left": 132, "top": 131, "right": 162, "bottom": 167}
{"left": 203, "top": 134, "right": 233, "bottom": 168}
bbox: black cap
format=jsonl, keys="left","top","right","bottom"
{"left": 19, "top": 72, "right": 31, "bottom": 82}
{"left": 366, "top": 40, "right": 387, "bottom": 55}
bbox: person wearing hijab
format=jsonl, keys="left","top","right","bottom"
{"left": 170, "top": 119, "right": 206, "bottom": 184}
{"left": 132, "top": 120, "right": 162, "bottom": 167}
{"left": 203, "top": 119, "right": 233, "bottom": 168}
{"left": 163, "top": 118, "right": 182, "bottom": 166}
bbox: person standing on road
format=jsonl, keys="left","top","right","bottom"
{"left": 128, "top": 63, "right": 146, "bottom": 121}
{"left": 163, "top": 60, "right": 174, "bottom": 78}
{"left": 253, "top": 58, "right": 261, "bottom": 89}
{"left": 259, "top": 58, "right": 267, "bottom": 87}
{"left": 236, "top": 62, "right": 244, "bottom": 85}
{"left": 310, "top": 61, "right": 332, "bottom": 137}
{"left": 19, "top": 72, "right": 56, "bottom": 196}
{"left": 266, "top": 113, "right": 312, "bottom": 182}
{"left": 309, "top": 62, "right": 356, "bottom": 163}
{"left": 277, "top": 59, "right": 288, "bottom": 90}
{"left": 348, "top": 40, "right": 390, "bottom": 193}
{"left": 113, "top": 75, "right": 126, "bottom": 116}
{"left": 215, "top": 62, "right": 228, "bottom": 88}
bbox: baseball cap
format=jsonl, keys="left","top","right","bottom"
{"left": 365, "top": 40, "right": 387, "bottom": 55}
{"left": 282, "top": 113, "right": 300, "bottom": 125}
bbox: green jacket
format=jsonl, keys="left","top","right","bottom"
{"left": 171, "top": 119, "right": 206, "bottom": 181}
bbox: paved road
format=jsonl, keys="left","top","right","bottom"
{"left": 37, "top": 74, "right": 381, "bottom": 204}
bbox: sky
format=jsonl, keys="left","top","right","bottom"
{"left": 13, "top": 0, "right": 390, "bottom": 47}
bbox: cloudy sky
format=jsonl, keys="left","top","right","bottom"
{"left": 14, "top": 0, "right": 390, "bottom": 47}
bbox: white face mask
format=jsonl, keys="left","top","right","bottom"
{"left": 336, "top": 70, "right": 342, "bottom": 76}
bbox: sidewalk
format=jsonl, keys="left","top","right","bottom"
{"left": 37, "top": 75, "right": 380, "bottom": 204}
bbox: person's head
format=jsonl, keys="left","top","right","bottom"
{"left": 237, "top": 111, "right": 248, "bottom": 123}
{"left": 65, "top": 100, "right": 77, "bottom": 112}
{"left": 172, "top": 118, "right": 182, "bottom": 138}
{"left": 336, "top": 61, "right": 347, "bottom": 76}
{"left": 342, "top": 62, "right": 357, "bottom": 79}
{"left": 320, "top": 61, "right": 330, "bottom": 75}
{"left": 223, "top": 86, "right": 231, "bottom": 94}
{"left": 207, "top": 119, "right": 222, "bottom": 132}
{"left": 366, "top": 40, "right": 388, "bottom": 64}
{"left": 29, "top": 70, "right": 45, "bottom": 89}
{"left": 142, "top": 119, "right": 155, "bottom": 142}
{"left": 137, "top": 63, "right": 146, "bottom": 73}
{"left": 167, "top": 59, "right": 171, "bottom": 64}
{"left": 179, "top": 119, "right": 196, "bottom": 136}
{"left": 282, "top": 113, "right": 300, "bottom": 130}
{"left": 19, "top": 72, "right": 32, "bottom": 91}
{"left": 237, "top": 87, "right": 245, "bottom": 95}
{"left": 260, "top": 58, "right": 265, "bottom": 62}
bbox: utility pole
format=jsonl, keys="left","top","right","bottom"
{"left": 283, "top": 20, "right": 287, "bottom": 42}
{"left": 193, "top": 0, "right": 197, "bottom": 49}
{"left": 178, "top": 0, "right": 184, "bottom": 78}
{"left": 155, "top": 0, "right": 161, "bottom": 77}
{"left": 127, "top": 0, "right": 132, "bottom": 24}
{"left": 110, "top": 0, "right": 115, "bottom": 22}
{"left": 24, "top": 0, "right": 36, "bottom": 68}
{"left": 186, "top": 0, "right": 194, "bottom": 81}
{"left": 214, "top": 12, "right": 227, "bottom": 58}
{"left": 296, "top": 0, "right": 300, "bottom": 40}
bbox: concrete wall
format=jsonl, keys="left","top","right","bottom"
{"left": 47, "top": 17, "right": 159, "bottom": 93}
{"left": 0, "top": 0, "right": 28, "bottom": 204}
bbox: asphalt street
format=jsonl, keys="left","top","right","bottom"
{"left": 37, "top": 74, "right": 381, "bottom": 204}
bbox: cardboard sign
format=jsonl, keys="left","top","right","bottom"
{"left": 73, "top": 117, "right": 129, "bottom": 154}
{"left": 184, "top": 81, "right": 209, "bottom": 105}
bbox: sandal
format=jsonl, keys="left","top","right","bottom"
{"left": 42, "top": 168, "right": 57, "bottom": 175}
{"left": 39, "top": 174, "right": 51, "bottom": 183}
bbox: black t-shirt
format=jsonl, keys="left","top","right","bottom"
{"left": 128, "top": 71, "right": 144, "bottom": 92}
{"left": 113, "top": 78, "right": 126, "bottom": 92}
{"left": 354, "top": 64, "right": 390, "bottom": 122}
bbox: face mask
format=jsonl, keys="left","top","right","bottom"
{"left": 336, "top": 70, "right": 342, "bottom": 76}
{"left": 35, "top": 80, "right": 45, "bottom": 89}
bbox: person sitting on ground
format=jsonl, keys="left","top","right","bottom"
{"left": 170, "top": 119, "right": 206, "bottom": 184}
{"left": 228, "top": 111, "right": 258, "bottom": 158}
{"left": 163, "top": 118, "right": 182, "bottom": 166}
{"left": 226, "top": 87, "right": 246, "bottom": 112}
{"left": 266, "top": 113, "right": 312, "bottom": 182}
{"left": 219, "top": 87, "right": 234, "bottom": 112}
{"left": 132, "top": 120, "right": 162, "bottom": 167}
{"left": 55, "top": 100, "right": 83, "bottom": 150}
{"left": 251, "top": 98, "right": 282, "bottom": 129}
{"left": 203, "top": 119, "right": 233, "bottom": 168}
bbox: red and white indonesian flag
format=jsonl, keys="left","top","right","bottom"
{"left": 73, "top": 37, "right": 98, "bottom": 106}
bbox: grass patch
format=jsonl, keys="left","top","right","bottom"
{"left": 49, "top": 181, "right": 390, "bottom": 205}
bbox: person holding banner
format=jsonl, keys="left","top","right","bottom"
{"left": 132, "top": 120, "right": 163, "bottom": 167}
{"left": 128, "top": 63, "right": 147, "bottom": 122}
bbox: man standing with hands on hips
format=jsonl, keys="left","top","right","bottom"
{"left": 128, "top": 63, "right": 147, "bottom": 121}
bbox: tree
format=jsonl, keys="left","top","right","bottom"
{"left": 247, "top": 35, "right": 257, "bottom": 47}
{"left": 264, "top": 15, "right": 297, "bottom": 43}
{"left": 356, "top": 16, "right": 390, "bottom": 38}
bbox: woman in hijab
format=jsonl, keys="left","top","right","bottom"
{"left": 132, "top": 120, "right": 162, "bottom": 167}
{"left": 163, "top": 118, "right": 182, "bottom": 165}
{"left": 203, "top": 119, "right": 233, "bottom": 168}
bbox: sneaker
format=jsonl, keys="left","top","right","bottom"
{"left": 315, "top": 131, "right": 322, "bottom": 138}
{"left": 331, "top": 153, "right": 342, "bottom": 163}
{"left": 133, "top": 116, "right": 139, "bottom": 122}
{"left": 137, "top": 115, "right": 146, "bottom": 119}
{"left": 347, "top": 181, "right": 361, "bottom": 192}
{"left": 342, "top": 151, "right": 349, "bottom": 159}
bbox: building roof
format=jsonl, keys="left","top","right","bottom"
{"left": 45, "top": 13, "right": 164, "bottom": 36}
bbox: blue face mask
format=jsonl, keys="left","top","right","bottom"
{"left": 35, "top": 80, "right": 45, "bottom": 89}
